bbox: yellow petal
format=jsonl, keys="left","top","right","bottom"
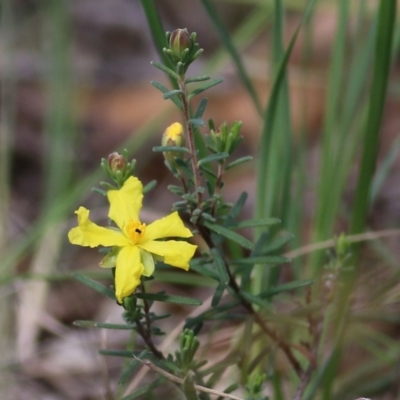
{"left": 107, "top": 176, "right": 143, "bottom": 230}
{"left": 139, "top": 248, "right": 155, "bottom": 276}
{"left": 115, "top": 245, "right": 144, "bottom": 304}
{"left": 68, "top": 207, "right": 129, "bottom": 248}
{"left": 143, "top": 211, "right": 193, "bottom": 242}
{"left": 139, "top": 240, "right": 197, "bottom": 270}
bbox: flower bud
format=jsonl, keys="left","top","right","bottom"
{"left": 162, "top": 122, "right": 185, "bottom": 167}
{"left": 169, "top": 28, "right": 192, "bottom": 59}
{"left": 108, "top": 152, "right": 127, "bottom": 173}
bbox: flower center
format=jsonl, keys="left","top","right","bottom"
{"left": 126, "top": 220, "right": 146, "bottom": 244}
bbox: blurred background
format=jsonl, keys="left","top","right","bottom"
{"left": 1, "top": 0, "right": 400, "bottom": 399}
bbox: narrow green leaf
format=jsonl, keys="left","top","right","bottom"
{"left": 259, "top": 280, "right": 313, "bottom": 299}
{"left": 211, "top": 283, "right": 225, "bottom": 307}
{"left": 140, "top": 0, "right": 176, "bottom": 92}
{"left": 187, "top": 78, "right": 224, "bottom": 101}
{"left": 183, "top": 373, "right": 200, "bottom": 400}
{"left": 263, "top": 232, "right": 294, "bottom": 254}
{"left": 198, "top": 152, "right": 229, "bottom": 166}
{"left": 225, "top": 156, "right": 253, "bottom": 170}
{"left": 231, "top": 255, "right": 289, "bottom": 265}
{"left": 370, "top": 135, "right": 400, "bottom": 205}
{"left": 151, "top": 61, "right": 179, "bottom": 81}
{"left": 150, "top": 80, "right": 183, "bottom": 109}
{"left": 188, "top": 118, "right": 206, "bottom": 127}
{"left": 99, "top": 349, "right": 135, "bottom": 357}
{"left": 241, "top": 291, "right": 273, "bottom": 309}
{"left": 71, "top": 272, "right": 115, "bottom": 301}
{"left": 73, "top": 320, "right": 135, "bottom": 330}
{"left": 142, "top": 179, "right": 157, "bottom": 194}
{"left": 185, "top": 75, "right": 210, "bottom": 84}
{"left": 152, "top": 146, "right": 190, "bottom": 153}
{"left": 211, "top": 248, "right": 230, "bottom": 285}
{"left": 163, "top": 89, "right": 183, "bottom": 100}
{"left": 189, "top": 262, "right": 220, "bottom": 281}
{"left": 200, "top": 0, "right": 263, "bottom": 116}
{"left": 120, "top": 377, "right": 164, "bottom": 400}
{"left": 256, "top": 0, "right": 318, "bottom": 225}
{"left": 228, "top": 192, "right": 248, "bottom": 220}
{"left": 119, "top": 350, "right": 148, "bottom": 385}
{"left": 203, "top": 221, "right": 254, "bottom": 250}
{"left": 194, "top": 98, "right": 208, "bottom": 119}
{"left": 350, "top": 0, "right": 397, "bottom": 238}
{"left": 135, "top": 292, "right": 202, "bottom": 306}
{"left": 236, "top": 217, "right": 281, "bottom": 229}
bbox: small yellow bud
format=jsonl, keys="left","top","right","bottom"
{"left": 169, "top": 29, "right": 192, "bottom": 59}
{"left": 162, "top": 122, "right": 185, "bottom": 166}
{"left": 163, "top": 122, "right": 185, "bottom": 146}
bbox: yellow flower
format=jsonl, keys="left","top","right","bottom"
{"left": 68, "top": 176, "right": 197, "bottom": 303}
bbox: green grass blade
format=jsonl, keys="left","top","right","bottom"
{"left": 139, "top": 0, "right": 169, "bottom": 66}
{"left": 350, "top": 0, "right": 397, "bottom": 236}
{"left": 254, "top": 0, "right": 318, "bottom": 292}
{"left": 310, "top": 0, "right": 349, "bottom": 271}
{"left": 42, "top": 0, "right": 75, "bottom": 214}
{"left": 199, "top": 0, "right": 263, "bottom": 116}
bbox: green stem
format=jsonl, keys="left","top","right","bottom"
{"left": 178, "top": 80, "right": 203, "bottom": 209}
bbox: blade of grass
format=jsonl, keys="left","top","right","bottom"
{"left": 200, "top": 0, "right": 263, "bottom": 116}
{"left": 350, "top": 0, "right": 397, "bottom": 237}
{"left": 0, "top": 0, "right": 15, "bottom": 396}
{"left": 310, "top": 0, "right": 350, "bottom": 272}
{"left": 140, "top": 0, "right": 177, "bottom": 89}
{"left": 42, "top": 0, "right": 75, "bottom": 213}
{"left": 254, "top": 0, "right": 318, "bottom": 289}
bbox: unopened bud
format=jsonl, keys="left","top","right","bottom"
{"left": 169, "top": 28, "right": 192, "bottom": 59}
{"left": 162, "top": 122, "right": 185, "bottom": 167}
{"left": 108, "top": 152, "right": 127, "bottom": 173}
